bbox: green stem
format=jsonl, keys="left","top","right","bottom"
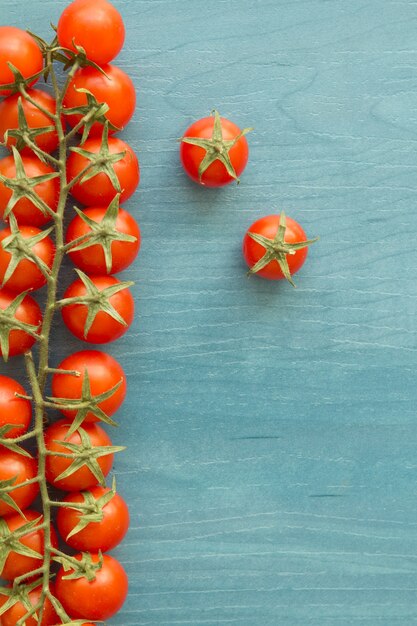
{"left": 19, "top": 58, "right": 82, "bottom": 626}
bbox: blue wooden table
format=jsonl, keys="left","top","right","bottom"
{"left": 1, "top": 0, "right": 417, "bottom": 624}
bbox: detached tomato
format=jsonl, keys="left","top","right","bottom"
{"left": 64, "top": 64, "right": 136, "bottom": 135}
{"left": 57, "top": 0, "right": 125, "bottom": 65}
{"left": 57, "top": 485, "right": 130, "bottom": 551}
{"left": 0, "top": 375, "right": 31, "bottom": 438}
{"left": 66, "top": 204, "right": 140, "bottom": 274}
{"left": 61, "top": 274, "right": 134, "bottom": 343}
{"left": 0, "top": 583, "right": 58, "bottom": 626}
{"left": 0, "top": 225, "right": 55, "bottom": 292}
{"left": 0, "top": 289, "right": 42, "bottom": 359}
{"left": 0, "top": 155, "right": 59, "bottom": 226}
{"left": 51, "top": 350, "right": 126, "bottom": 422}
{"left": 0, "top": 448, "right": 39, "bottom": 516}
{"left": 0, "top": 89, "right": 59, "bottom": 154}
{"left": 0, "top": 510, "right": 58, "bottom": 580}
{"left": 55, "top": 552, "right": 128, "bottom": 621}
{"left": 44, "top": 419, "right": 116, "bottom": 491}
{"left": 67, "top": 136, "right": 140, "bottom": 205}
{"left": 242, "top": 212, "right": 317, "bottom": 284}
{"left": 180, "top": 110, "right": 252, "bottom": 186}
{"left": 0, "top": 27, "right": 43, "bottom": 95}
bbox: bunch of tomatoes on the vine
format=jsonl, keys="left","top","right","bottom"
{"left": 0, "top": 0, "right": 139, "bottom": 623}
{"left": 0, "top": 0, "right": 318, "bottom": 623}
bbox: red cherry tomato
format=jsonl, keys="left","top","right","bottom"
{"left": 0, "top": 224, "right": 55, "bottom": 292}
{"left": 57, "top": 485, "right": 130, "bottom": 551}
{"left": 0, "top": 289, "right": 42, "bottom": 359}
{"left": 63, "top": 64, "right": 136, "bottom": 135}
{"left": 0, "top": 89, "right": 59, "bottom": 154}
{"left": 61, "top": 274, "right": 134, "bottom": 343}
{"left": 0, "top": 375, "right": 31, "bottom": 438}
{"left": 242, "top": 213, "right": 316, "bottom": 282}
{"left": 0, "top": 448, "right": 39, "bottom": 516}
{"left": 0, "top": 510, "right": 58, "bottom": 580}
{"left": 55, "top": 552, "right": 128, "bottom": 621}
{"left": 180, "top": 110, "right": 251, "bottom": 187}
{"left": 0, "top": 155, "right": 59, "bottom": 226}
{"left": 44, "top": 419, "right": 116, "bottom": 491}
{"left": 0, "top": 27, "right": 43, "bottom": 95}
{"left": 0, "top": 583, "right": 58, "bottom": 626}
{"left": 51, "top": 350, "right": 126, "bottom": 422}
{"left": 66, "top": 204, "right": 140, "bottom": 274}
{"left": 67, "top": 136, "right": 139, "bottom": 205}
{"left": 57, "top": 0, "right": 125, "bottom": 65}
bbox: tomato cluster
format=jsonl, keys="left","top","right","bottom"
{"left": 0, "top": 0, "right": 136, "bottom": 623}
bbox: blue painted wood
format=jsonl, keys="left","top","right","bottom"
{"left": 1, "top": 0, "right": 417, "bottom": 624}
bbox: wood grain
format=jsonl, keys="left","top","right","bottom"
{"left": 1, "top": 0, "right": 417, "bottom": 623}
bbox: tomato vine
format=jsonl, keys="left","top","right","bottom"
{"left": 0, "top": 1, "right": 137, "bottom": 623}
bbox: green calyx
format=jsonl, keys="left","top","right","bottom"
{"left": 0, "top": 579, "right": 43, "bottom": 618}
{"left": 47, "top": 371, "right": 124, "bottom": 432}
{"left": 3, "top": 98, "right": 55, "bottom": 158}
{"left": 0, "top": 147, "right": 59, "bottom": 222}
{"left": 66, "top": 195, "right": 137, "bottom": 273}
{"left": 1, "top": 213, "right": 53, "bottom": 287}
{"left": 247, "top": 211, "right": 318, "bottom": 287}
{"left": 64, "top": 87, "right": 119, "bottom": 144}
{"left": 0, "top": 290, "right": 40, "bottom": 362}
{"left": 46, "top": 425, "right": 125, "bottom": 486}
{"left": 69, "top": 122, "right": 125, "bottom": 192}
{"left": 63, "top": 480, "right": 117, "bottom": 540}
{"left": 0, "top": 516, "right": 43, "bottom": 575}
{"left": 54, "top": 550, "right": 103, "bottom": 582}
{"left": 181, "top": 109, "right": 253, "bottom": 183}
{"left": 57, "top": 269, "right": 133, "bottom": 338}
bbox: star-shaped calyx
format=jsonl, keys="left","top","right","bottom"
{"left": 3, "top": 98, "right": 55, "bottom": 157}
{"left": 247, "top": 211, "right": 318, "bottom": 287}
{"left": 0, "top": 516, "right": 43, "bottom": 575}
{"left": 181, "top": 109, "right": 253, "bottom": 183}
{"left": 67, "top": 195, "right": 137, "bottom": 273}
{"left": 0, "top": 291, "right": 40, "bottom": 362}
{"left": 0, "top": 213, "right": 53, "bottom": 287}
{"left": 0, "top": 147, "right": 59, "bottom": 221}
{"left": 0, "top": 579, "right": 43, "bottom": 619}
{"left": 57, "top": 269, "right": 133, "bottom": 338}
{"left": 62, "top": 479, "right": 117, "bottom": 540}
{"left": 69, "top": 122, "right": 125, "bottom": 192}
{"left": 47, "top": 369, "right": 124, "bottom": 433}
{"left": 64, "top": 87, "right": 118, "bottom": 144}
{"left": 46, "top": 426, "right": 124, "bottom": 486}
{"left": 0, "top": 63, "right": 44, "bottom": 97}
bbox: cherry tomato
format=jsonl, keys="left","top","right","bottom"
{"left": 242, "top": 213, "right": 316, "bottom": 283}
{"left": 0, "top": 583, "right": 58, "bottom": 626}
{"left": 51, "top": 350, "right": 126, "bottom": 422}
{"left": 66, "top": 204, "right": 140, "bottom": 274}
{"left": 67, "top": 135, "right": 139, "bottom": 205}
{"left": 0, "top": 289, "right": 42, "bottom": 359}
{"left": 63, "top": 64, "right": 136, "bottom": 135}
{"left": 57, "top": 0, "right": 125, "bottom": 65}
{"left": 44, "top": 419, "right": 115, "bottom": 491}
{"left": 0, "top": 510, "right": 58, "bottom": 580}
{"left": 0, "top": 89, "right": 59, "bottom": 154}
{"left": 61, "top": 274, "right": 134, "bottom": 343}
{"left": 0, "top": 375, "right": 32, "bottom": 438}
{"left": 0, "top": 448, "right": 39, "bottom": 516}
{"left": 0, "top": 27, "right": 43, "bottom": 95}
{"left": 180, "top": 110, "right": 251, "bottom": 187}
{"left": 0, "top": 154, "right": 59, "bottom": 226}
{"left": 57, "top": 485, "right": 129, "bottom": 551}
{"left": 55, "top": 552, "right": 128, "bottom": 620}
{"left": 0, "top": 224, "right": 55, "bottom": 292}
